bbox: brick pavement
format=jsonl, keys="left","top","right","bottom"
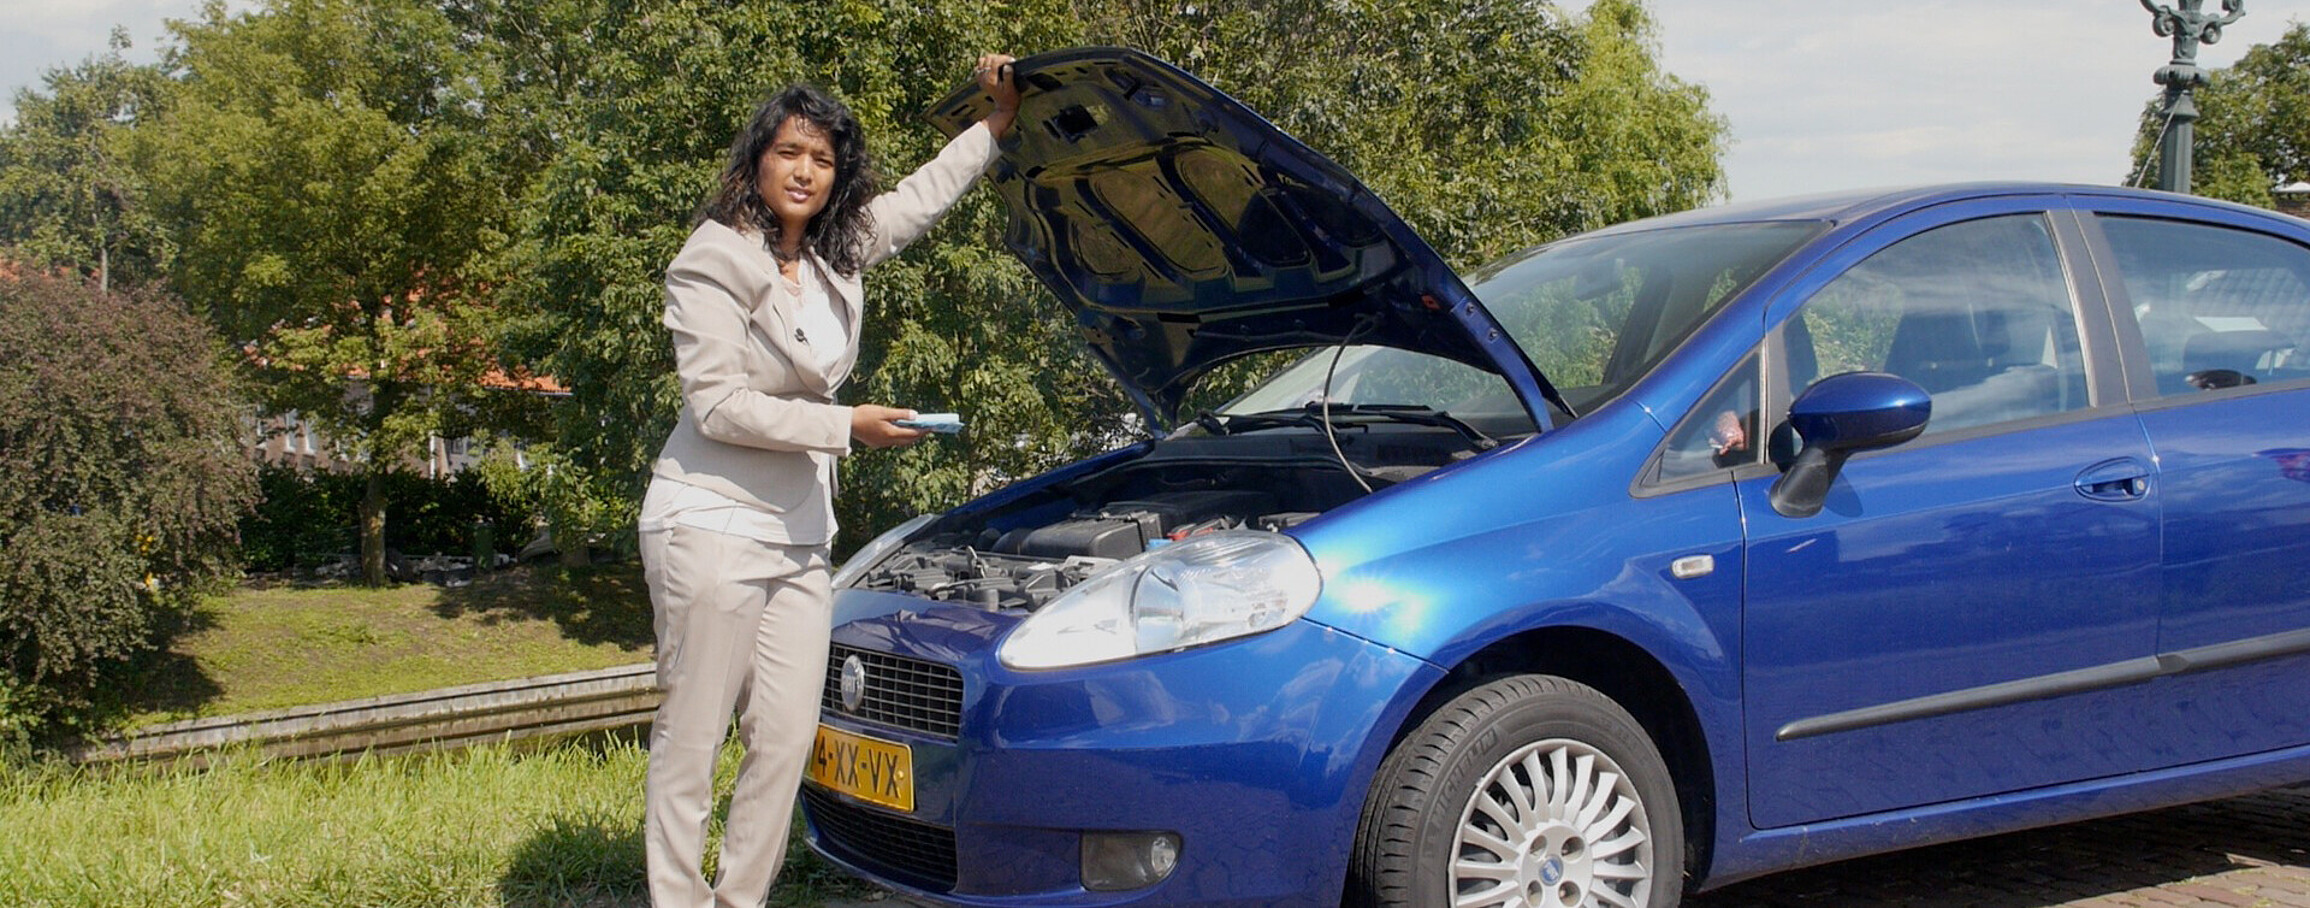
{"left": 817, "top": 785, "right": 2310, "bottom": 908}
{"left": 1687, "top": 785, "right": 2310, "bottom": 908}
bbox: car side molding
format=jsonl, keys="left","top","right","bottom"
{"left": 1777, "top": 626, "right": 2310, "bottom": 741}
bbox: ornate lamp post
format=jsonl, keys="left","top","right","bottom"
{"left": 2142, "top": 0, "right": 2245, "bottom": 194}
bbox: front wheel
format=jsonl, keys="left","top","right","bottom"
{"left": 1349, "top": 674, "right": 1684, "bottom": 908}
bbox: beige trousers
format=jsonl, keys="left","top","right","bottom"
{"left": 640, "top": 522, "right": 832, "bottom": 908}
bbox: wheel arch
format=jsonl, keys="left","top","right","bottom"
{"left": 1379, "top": 625, "right": 1719, "bottom": 887}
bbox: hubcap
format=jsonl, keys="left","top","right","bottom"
{"left": 1451, "top": 739, "right": 1653, "bottom": 907}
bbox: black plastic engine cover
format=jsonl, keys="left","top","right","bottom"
{"left": 995, "top": 489, "right": 1279, "bottom": 559}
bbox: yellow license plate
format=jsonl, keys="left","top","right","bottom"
{"left": 809, "top": 725, "right": 914, "bottom": 812}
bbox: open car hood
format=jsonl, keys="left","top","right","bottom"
{"left": 927, "top": 47, "right": 1552, "bottom": 431}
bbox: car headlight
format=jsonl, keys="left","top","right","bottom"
{"left": 831, "top": 513, "right": 937, "bottom": 589}
{"left": 998, "top": 530, "right": 1322, "bottom": 670}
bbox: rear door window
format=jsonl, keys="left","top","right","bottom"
{"left": 2097, "top": 216, "right": 2310, "bottom": 395}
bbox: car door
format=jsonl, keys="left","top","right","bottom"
{"left": 2087, "top": 208, "right": 2310, "bottom": 764}
{"left": 1733, "top": 203, "right": 2164, "bottom": 829}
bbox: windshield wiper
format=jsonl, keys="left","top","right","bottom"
{"left": 1325, "top": 404, "right": 1500, "bottom": 451}
{"left": 1218, "top": 403, "right": 1499, "bottom": 451}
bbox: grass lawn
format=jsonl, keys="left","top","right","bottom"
{"left": 116, "top": 564, "right": 657, "bottom": 726}
{"left": 0, "top": 738, "right": 875, "bottom": 908}
{"left": 4, "top": 563, "right": 882, "bottom": 907}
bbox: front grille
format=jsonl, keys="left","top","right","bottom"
{"left": 803, "top": 785, "right": 959, "bottom": 891}
{"left": 822, "top": 644, "right": 965, "bottom": 739}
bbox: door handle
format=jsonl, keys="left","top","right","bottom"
{"left": 2075, "top": 457, "right": 2152, "bottom": 501}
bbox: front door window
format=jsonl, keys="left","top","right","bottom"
{"left": 1789, "top": 214, "right": 2088, "bottom": 434}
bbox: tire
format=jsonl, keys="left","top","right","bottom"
{"left": 1349, "top": 675, "right": 1684, "bottom": 908}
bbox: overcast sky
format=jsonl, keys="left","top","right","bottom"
{"left": 0, "top": 0, "right": 213, "bottom": 115}
{"left": 2, "top": 0, "right": 2301, "bottom": 203}
{"left": 1622, "top": 0, "right": 2297, "bottom": 201}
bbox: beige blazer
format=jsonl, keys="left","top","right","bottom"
{"left": 650, "top": 121, "right": 1000, "bottom": 545}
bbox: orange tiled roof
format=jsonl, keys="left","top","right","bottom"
{"left": 479, "top": 367, "right": 568, "bottom": 394}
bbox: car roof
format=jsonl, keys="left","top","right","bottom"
{"left": 1583, "top": 182, "right": 2306, "bottom": 237}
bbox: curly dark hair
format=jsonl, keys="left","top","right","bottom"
{"left": 698, "top": 84, "right": 881, "bottom": 277}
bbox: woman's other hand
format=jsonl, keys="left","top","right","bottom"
{"left": 976, "top": 53, "right": 1020, "bottom": 139}
{"left": 852, "top": 404, "right": 928, "bottom": 448}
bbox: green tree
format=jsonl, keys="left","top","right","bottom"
{"left": 0, "top": 270, "right": 256, "bottom": 737}
{"left": 1079, "top": 0, "right": 1724, "bottom": 265}
{"left": 489, "top": 0, "right": 1725, "bottom": 556}
{"left": 2130, "top": 21, "right": 2310, "bottom": 206}
{"left": 0, "top": 30, "right": 173, "bottom": 292}
{"left": 136, "top": 0, "right": 521, "bottom": 584}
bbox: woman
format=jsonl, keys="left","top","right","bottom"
{"left": 639, "top": 55, "right": 1019, "bottom": 908}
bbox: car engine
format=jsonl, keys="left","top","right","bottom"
{"left": 842, "top": 427, "right": 1472, "bottom": 611}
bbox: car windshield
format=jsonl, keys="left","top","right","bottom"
{"left": 1221, "top": 221, "right": 1823, "bottom": 432}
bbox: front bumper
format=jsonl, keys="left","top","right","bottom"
{"left": 804, "top": 590, "right": 1442, "bottom": 906}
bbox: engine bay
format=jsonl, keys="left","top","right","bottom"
{"left": 842, "top": 425, "right": 1478, "bottom": 611}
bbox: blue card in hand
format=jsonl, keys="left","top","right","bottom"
{"left": 894, "top": 412, "right": 964, "bottom": 434}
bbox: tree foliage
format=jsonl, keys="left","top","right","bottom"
{"left": 0, "top": 31, "right": 174, "bottom": 292}
{"left": 0, "top": 270, "right": 256, "bottom": 734}
{"left": 2131, "top": 21, "right": 2310, "bottom": 206}
{"left": 135, "top": 0, "right": 526, "bottom": 583}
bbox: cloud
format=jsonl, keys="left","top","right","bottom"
{"left": 0, "top": 0, "right": 195, "bottom": 53}
{"left": 0, "top": 0, "right": 214, "bottom": 125}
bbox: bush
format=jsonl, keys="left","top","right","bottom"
{"left": 239, "top": 464, "right": 538, "bottom": 573}
{"left": 0, "top": 269, "right": 256, "bottom": 734}
{"left": 237, "top": 465, "right": 357, "bottom": 572}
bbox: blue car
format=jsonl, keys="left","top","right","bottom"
{"left": 803, "top": 48, "right": 2310, "bottom": 907}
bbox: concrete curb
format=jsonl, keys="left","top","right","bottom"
{"left": 68, "top": 662, "right": 662, "bottom": 764}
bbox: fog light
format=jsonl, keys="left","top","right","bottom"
{"left": 1081, "top": 831, "right": 1180, "bottom": 892}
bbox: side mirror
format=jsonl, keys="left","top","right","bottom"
{"left": 1769, "top": 372, "right": 1931, "bottom": 518}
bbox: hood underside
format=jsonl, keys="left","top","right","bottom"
{"left": 927, "top": 47, "right": 1538, "bottom": 428}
